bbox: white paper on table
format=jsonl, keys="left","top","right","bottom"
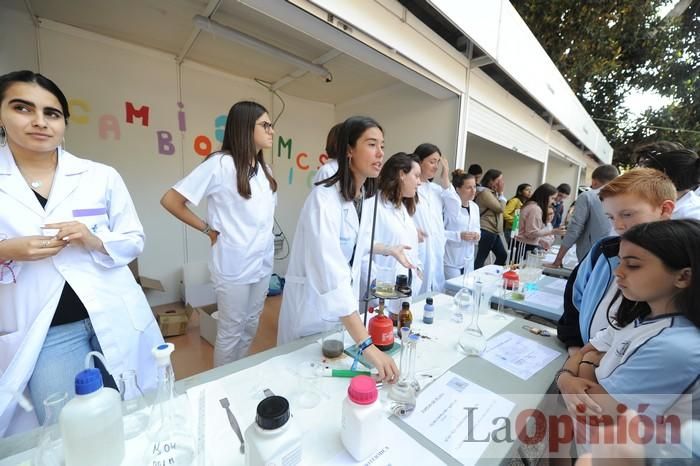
{"left": 328, "top": 418, "right": 442, "bottom": 465}
{"left": 542, "top": 279, "right": 567, "bottom": 293}
{"left": 481, "top": 331, "right": 561, "bottom": 380}
{"left": 408, "top": 294, "right": 513, "bottom": 390}
{"left": 522, "top": 290, "right": 562, "bottom": 310}
{"left": 400, "top": 371, "right": 515, "bottom": 466}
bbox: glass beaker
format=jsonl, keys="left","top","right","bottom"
{"left": 117, "top": 370, "right": 149, "bottom": 440}
{"left": 452, "top": 288, "right": 472, "bottom": 323}
{"left": 144, "top": 343, "right": 195, "bottom": 466}
{"left": 33, "top": 392, "right": 67, "bottom": 466}
{"left": 321, "top": 316, "right": 348, "bottom": 359}
{"left": 458, "top": 280, "right": 487, "bottom": 356}
{"left": 373, "top": 263, "right": 395, "bottom": 298}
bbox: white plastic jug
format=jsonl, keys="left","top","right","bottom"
{"left": 59, "top": 368, "right": 125, "bottom": 466}
{"left": 244, "top": 395, "right": 302, "bottom": 466}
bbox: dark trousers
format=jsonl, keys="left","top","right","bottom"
{"left": 475, "top": 229, "right": 507, "bottom": 269}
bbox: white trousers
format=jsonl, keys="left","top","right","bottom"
{"left": 212, "top": 276, "right": 269, "bottom": 367}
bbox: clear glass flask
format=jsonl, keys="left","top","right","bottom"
{"left": 389, "top": 328, "right": 417, "bottom": 415}
{"left": 458, "top": 279, "right": 487, "bottom": 356}
{"left": 33, "top": 392, "right": 67, "bottom": 466}
{"left": 117, "top": 370, "right": 149, "bottom": 440}
{"left": 143, "top": 343, "right": 196, "bottom": 466}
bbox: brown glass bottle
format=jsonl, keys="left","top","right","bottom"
{"left": 397, "top": 301, "right": 413, "bottom": 337}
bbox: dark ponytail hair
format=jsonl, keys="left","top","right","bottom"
{"left": 615, "top": 219, "right": 700, "bottom": 328}
{"left": 214, "top": 101, "right": 277, "bottom": 199}
{"left": 451, "top": 168, "right": 474, "bottom": 189}
{"left": 523, "top": 183, "right": 557, "bottom": 222}
{"left": 378, "top": 152, "right": 420, "bottom": 215}
{"left": 638, "top": 149, "right": 700, "bottom": 192}
{"left": 321, "top": 116, "right": 383, "bottom": 201}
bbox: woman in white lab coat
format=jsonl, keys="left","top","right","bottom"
{"left": 367, "top": 152, "right": 423, "bottom": 314}
{"left": 443, "top": 169, "right": 481, "bottom": 279}
{"left": 161, "top": 101, "right": 277, "bottom": 366}
{"left": 412, "top": 143, "right": 449, "bottom": 294}
{"left": 312, "top": 122, "right": 341, "bottom": 184}
{"left": 278, "top": 116, "right": 409, "bottom": 382}
{"left": 0, "top": 70, "right": 162, "bottom": 436}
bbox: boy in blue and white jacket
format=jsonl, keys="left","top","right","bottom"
{"left": 557, "top": 169, "right": 676, "bottom": 354}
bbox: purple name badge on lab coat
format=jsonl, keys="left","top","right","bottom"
{"left": 72, "top": 207, "right": 107, "bottom": 217}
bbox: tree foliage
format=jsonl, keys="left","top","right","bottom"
{"left": 512, "top": 0, "right": 699, "bottom": 167}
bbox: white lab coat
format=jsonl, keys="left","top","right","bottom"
{"left": 413, "top": 182, "right": 447, "bottom": 294}
{"left": 0, "top": 146, "right": 163, "bottom": 436}
{"left": 173, "top": 153, "right": 276, "bottom": 284}
{"left": 443, "top": 188, "right": 480, "bottom": 272}
{"left": 313, "top": 159, "right": 338, "bottom": 184}
{"left": 362, "top": 195, "right": 423, "bottom": 314}
{"left": 672, "top": 190, "right": 700, "bottom": 221}
{"left": 277, "top": 184, "right": 372, "bottom": 345}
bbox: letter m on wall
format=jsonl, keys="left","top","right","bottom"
{"left": 125, "top": 102, "right": 150, "bottom": 126}
{"left": 278, "top": 136, "right": 292, "bottom": 159}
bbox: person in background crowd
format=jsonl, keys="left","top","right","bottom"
{"left": 443, "top": 169, "right": 480, "bottom": 279}
{"left": 635, "top": 146, "right": 700, "bottom": 220}
{"left": 467, "top": 163, "right": 483, "bottom": 186}
{"left": 413, "top": 143, "right": 449, "bottom": 294}
{"left": 551, "top": 183, "right": 571, "bottom": 228}
{"left": 474, "top": 169, "right": 507, "bottom": 268}
{"left": 515, "top": 183, "right": 566, "bottom": 257}
{"left": 539, "top": 206, "right": 556, "bottom": 251}
{"left": 162, "top": 101, "right": 277, "bottom": 366}
{"left": 0, "top": 70, "right": 163, "bottom": 436}
{"left": 549, "top": 165, "right": 619, "bottom": 267}
{"left": 503, "top": 183, "right": 532, "bottom": 244}
{"left": 313, "top": 122, "right": 342, "bottom": 184}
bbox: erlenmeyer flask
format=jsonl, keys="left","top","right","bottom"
{"left": 458, "top": 279, "right": 487, "bottom": 356}
{"left": 33, "top": 392, "right": 68, "bottom": 466}
{"left": 117, "top": 370, "right": 148, "bottom": 439}
{"left": 143, "top": 343, "right": 195, "bottom": 466}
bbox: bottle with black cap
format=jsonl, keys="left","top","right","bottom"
{"left": 244, "top": 395, "right": 302, "bottom": 466}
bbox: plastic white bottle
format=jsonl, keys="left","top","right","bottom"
{"left": 59, "top": 368, "right": 125, "bottom": 466}
{"left": 245, "top": 395, "right": 302, "bottom": 466}
{"left": 340, "top": 375, "right": 385, "bottom": 461}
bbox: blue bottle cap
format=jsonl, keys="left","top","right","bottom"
{"left": 75, "top": 368, "right": 103, "bottom": 395}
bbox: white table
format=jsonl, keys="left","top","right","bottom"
{"left": 0, "top": 293, "right": 567, "bottom": 466}
{"left": 444, "top": 265, "right": 566, "bottom": 322}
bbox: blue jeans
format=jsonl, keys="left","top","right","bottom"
{"left": 28, "top": 318, "right": 115, "bottom": 423}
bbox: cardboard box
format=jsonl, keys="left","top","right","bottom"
{"left": 195, "top": 304, "right": 218, "bottom": 347}
{"left": 180, "top": 262, "right": 216, "bottom": 307}
{"left": 128, "top": 259, "right": 165, "bottom": 292}
{"left": 154, "top": 307, "right": 192, "bottom": 337}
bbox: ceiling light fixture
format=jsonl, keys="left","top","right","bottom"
{"left": 193, "top": 15, "right": 333, "bottom": 82}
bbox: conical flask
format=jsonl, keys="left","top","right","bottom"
{"left": 458, "top": 279, "right": 487, "bottom": 356}
{"left": 143, "top": 343, "right": 195, "bottom": 466}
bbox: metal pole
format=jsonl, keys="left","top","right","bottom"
{"left": 362, "top": 192, "right": 380, "bottom": 327}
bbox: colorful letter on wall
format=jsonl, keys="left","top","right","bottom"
{"left": 214, "top": 115, "right": 226, "bottom": 142}
{"left": 278, "top": 137, "right": 292, "bottom": 160}
{"left": 194, "top": 135, "right": 212, "bottom": 157}
{"left": 98, "top": 115, "right": 120, "bottom": 140}
{"left": 157, "top": 131, "right": 175, "bottom": 155}
{"left": 69, "top": 99, "right": 90, "bottom": 125}
{"left": 125, "top": 102, "right": 150, "bottom": 126}
{"left": 296, "top": 152, "right": 309, "bottom": 170}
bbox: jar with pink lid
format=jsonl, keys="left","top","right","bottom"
{"left": 340, "top": 375, "right": 385, "bottom": 461}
